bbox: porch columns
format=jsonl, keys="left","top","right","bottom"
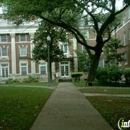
{"left": 10, "top": 33, "right": 16, "bottom": 79}
{"left": 30, "top": 33, "right": 36, "bottom": 74}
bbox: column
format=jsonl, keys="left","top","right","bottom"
{"left": 30, "top": 33, "right": 36, "bottom": 74}
{"left": 10, "top": 33, "right": 16, "bottom": 79}
{"left": 73, "top": 38, "right": 78, "bottom": 72}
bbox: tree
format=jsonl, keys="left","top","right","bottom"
{"left": 1, "top": 0, "right": 130, "bottom": 85}
{"left": 104, "top": 38, "right": 126, "bottom": 66}
{"left": 32, "top": 21, "right": 68, "bottom": 81}
{"left": 75, "top": 50, "right": 91, "bottom": 72}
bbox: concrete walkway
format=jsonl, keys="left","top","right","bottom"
{"left": 30, "top": 83, "right": 113, "bottom": 130}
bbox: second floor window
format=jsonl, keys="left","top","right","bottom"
{"left": 0, "top": 35, "right": 7, "bottom": 43}
{"left": 60, "top": 44, "right": 68, "bottom": 53}
{"left": 1, "top": 47, "right": 8, "bottom": 56}
{"left": 20, "top": 47, "right": 27, "bottom": 56}
{"left": 123, "top": 32, "right": 126, "bottom": 45}
{"left": 19, "top": 34, "right": 26, "bottom": 42}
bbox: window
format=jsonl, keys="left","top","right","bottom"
{"left": 39, "top": 63, "right": 47, "bottom": 74}
{"left": 21, "top": 64, "right": 27, "bottom": 75}
{"left": 81, "top": 30, "right": 89, "bottom": 39}
{"left": 124, "top": 53, "right": 128, "bottom": 64}
{"left": 1, "top": 64, "right": 8, "bottom": 78}
{"left": 128, "top": 29, "right": 130, "bottom": 40}
{"left": 98, "top": 59, "right": 104, "bottom": 68}
{"left": 123, "top": 32, "right": 126, "bottom": 45}
{"left": 129, "top": 7, "right": 130, "bottom": 18}
{"left": 82, "top": 45, "right": 86, "bottom": 50}
{"left": 122, "top": 15, "right": 126, "bottom": 25}
{"left": 60, "top": 44, "right": 68, "bottom": 53}
{"left": 0, "top": 35, "right": 7, "bottom": 42}
{"left": 20, "top": 47, "right": 27, "bottom": 56}
{"left": 19, "top": 34, "right": 26, "bottom": 42}
{"left": 1, "top": 47, "right": 8, "bottom": 56}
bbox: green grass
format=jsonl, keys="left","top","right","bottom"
{"left": 79, "top": 87, "right": 130, "bottom": 94}
{"left": 0, "top": 87, "right": 54, "bottom": 130}
{"left": 73, "top": 82, "right": 86, "bottom": 87}
{"left": 86, "top": 96, "right": 130, "bottom": 130}
{"left": 1, "top": 82, "right": 59, "bottom": 87}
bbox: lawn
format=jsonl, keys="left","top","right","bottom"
{"left": 79, "top": 87, "right": 130, "bottom": 94}
{"left": 0, "top": 86, "right": 54, "bottom": 130}
{"left": 86, "top": 96, "right": 130, "bottom": 130}
{"left": 77, "top": 84, "right": 130, "bottom": 130}
{"left": 1, "top": 82, "right": 59, "bottom": 87}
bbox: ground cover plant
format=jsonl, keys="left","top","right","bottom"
{"left": 0, "top": 86, "right": 54, "bottom": 130}
{"left": 86, "top": 96, "right": 130, "bottom": 130}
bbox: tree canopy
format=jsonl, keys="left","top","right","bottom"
{"left": 1, "top": 0, "right": 130, "bottom": 84}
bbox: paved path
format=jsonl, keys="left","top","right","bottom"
{"left": 30, "top": 83, "right": 113, "bottom": 130}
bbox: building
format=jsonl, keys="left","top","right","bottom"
{"left": 0, "top": 4, "right": 130, "bottom": 82}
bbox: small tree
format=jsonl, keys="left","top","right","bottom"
{"left": 32, "top": 21, "right": 68, "bottom": 81}
{"left": 104, "top": 38, "right": 126, "bottom": 66}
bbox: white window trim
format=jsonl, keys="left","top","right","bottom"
{"left": 39, "top": 63, "right": 47, "bottom": 74}
{"left": 1, "top": 47, "right": 8, "bottom": 57}
{"left": 19, "top": 46, "right": 27, "bottom": 56}
{"left": 1, "top": 64, "right": 9, "bottom": 79}
{"left": 0, "top": 35, "right": 8, "bottom": 43}
{"left": 19, "top": 34, "right": 27, "bottom": 42}
{"left": 59, "top": 42, "right": 68, "bottom": 54}
{"left": 20, "top": 63, "right": 28, "bottom": 75}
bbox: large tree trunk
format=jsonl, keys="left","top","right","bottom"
{"left": 87, "top": 52, "right": 101, "bottom": 86}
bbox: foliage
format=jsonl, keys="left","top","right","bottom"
{"left": 32, "top": 21, "right": 67, "bottom": 63}
{"left": 122, "top": 69, "right": 130, "bottom": 85}
{"left": 71, "top": 72, "right": 83, "bottom": 82}
{"left": 75, "top": 50, "right": 91, "bottom": 72}
{"left": 6, "top": 78, "right": 19, "bottom": 84}
{"left": 22, "top": 75, "right": 39, "bottom": 83}
{"left": 1, "top": 0, "right": 130, "bottom": 82}
{"left": 0, "top": 86, "right": 53, "bottom": 130}
{"left": 104, "top": 38, "right": 125, "bottom": 65}
{"left": 95, "top": 65, "right": 130, "bottom": 86}
{"left": 96, "top": 67, "right": 109, "bottom": 85}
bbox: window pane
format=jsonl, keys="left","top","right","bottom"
{"left": 2, "top": 48, "right": 8, "bottom": 56}
{"left": 20, "top": 34, "right": 26, "bottom": 42}
{"left": 21, "top": 64, "right": 27, "bottom": 75}
{"left": 1, "top": 35, "right": 7, "bottom": 42}
{"left": 20, "top": 47, "right": 27, "bottom": 56}
{"left": 40, "top": 66, "right": 46, "bottom": 74}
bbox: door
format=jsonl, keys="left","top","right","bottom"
{"left": 61, "top": 62, "right": 69, "bottom": 77}
{"left": 1, "top": 64, "right": 8, "bottom": 78}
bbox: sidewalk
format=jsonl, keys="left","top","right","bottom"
{"left": 30, "top": 83, "right": 113, "bottom": 130}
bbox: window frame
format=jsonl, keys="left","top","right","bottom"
{"left": 0, "top": 35, "right": 8, "bottom": 43}
{"left": 20, "top": 46, "right": 27, "bottom": 56}
{"left": 20, "top": 63, "right": 27, "bottom": 75}
{"left": 39, "top": 63, "right": 47, "bottom": 74}
{"left": 1, "top": 47, "right": 8, "bottom": 57}
{"left": 19, "top": 34, "right": 27, "bottom": 42}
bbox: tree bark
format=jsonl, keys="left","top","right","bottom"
{"left": 87, "top": 52, "right": 101, "bottom": 86}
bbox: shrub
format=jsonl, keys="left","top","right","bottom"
{"left": 122, "top": 69, "right": 130, "bottom": 85}
{"left": 96, "top": 67, "right": 108, "bottom": 85}
{"left": 71, "top": 72, "right": 83, "bottom": 82}
{"left": 22, "top": 75, "right": 39, "bottom": 83}
{"left": 6, "top": 78, "right": 20, "bottom": 84}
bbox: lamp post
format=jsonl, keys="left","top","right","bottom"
{"left": 47, "top": 35, "right": 51, "bottom": 86}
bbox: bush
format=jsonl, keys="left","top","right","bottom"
{"left": 22, "top": 75, "right": 39, "bottom": 83}
{"left": 96, "top": 67, "right": 108, "bottom": 85}
{"left": 122, "top": 69, "right": 130, "bottom": 85}
{"left": 71, "top": 72, "right": 83, "bottom": 82}
{"left": 6, "top": 78, "right": 20, "bottom": 84}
